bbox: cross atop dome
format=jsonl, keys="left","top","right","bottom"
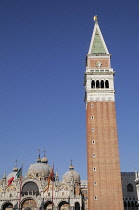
{"left": 43, "top": 148, "right": 46, "bottom": 157}
{"left": 13, "top": 159, "right": 18, "bottom": 172}
{"left": 37, "top": 148, "right": 41, "bottom": 163}
{"left": 69, "top": 160, "right": 74, "bottom": 170}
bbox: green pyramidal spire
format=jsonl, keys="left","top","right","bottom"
{"left": 88, "top": 18, "right": 109, "bottom": 55}
{"left": 91, "top": 29, "right": 106, "bottom": 54}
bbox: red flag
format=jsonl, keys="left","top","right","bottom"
{"left": 7, "top": 177, "right": 14, "bottom": 186}
{"left": 7, "top": 167, "right": 22, "bottom": 186}
{"left": 44, "top": 167, "right": 55, "bottom": 192}
{"left": 50, "top": 168, "right": 55, "bottom": 181}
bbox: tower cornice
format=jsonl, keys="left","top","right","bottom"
{"left": 87, "top": 54, "right": 112, "bottom": 57}
{"left": 84, "top": 71, "right": 115, "bottom": 76}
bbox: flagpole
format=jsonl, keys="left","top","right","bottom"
{"left": 43, "top": 189, "right": 44, "bottom": 210}
{"left": 19, "top": 176, "right": 22, "bottom": 209}
{"left": 52, "top": 162, "right": 54, "bottom": 210}
{"left": 19, "top": 165, "right": 23, "bottom": 210}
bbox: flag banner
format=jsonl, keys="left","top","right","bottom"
{"left": 50, "top": 168, "right": 55, "bottom": 181}
{"left": 7, "top": 177, "right": 14, "bottom": 186}
{"left": 44, "top": 168, "right": 55, "bottom": 192}
{"left": 16, "top": 167, "right": 22, "bottom": 178}
{"left": 7, "top": 166, "right": 22, "bottom": 186}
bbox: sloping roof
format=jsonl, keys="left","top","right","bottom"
{"left": 88, "top": 21, "right": 109, "bottom": 55}
{"left": 91, "top": 28, "right": 106, "bottom": 54}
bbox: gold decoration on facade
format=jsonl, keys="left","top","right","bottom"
{"left": 6, "top": 185, "right": 16, "bottom": 191}
{"left": 22, "top": 199, "right": 37, "bottom": 208}
{"left": 28, "top": 174, "right": 34, "bottom": 178}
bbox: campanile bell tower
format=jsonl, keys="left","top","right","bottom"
{"left": 84, "top": 17, "right": 124, "bottom": 210}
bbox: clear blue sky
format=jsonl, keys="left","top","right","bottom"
{"left": 0, "top": 0, "right": 139, "bottom": 180}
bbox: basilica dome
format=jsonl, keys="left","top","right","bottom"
{"left": 63, "top": 164, "right": 80, "bottom": 183}
{"left": 27, "top": 156, "right": 52, "bottom": 178}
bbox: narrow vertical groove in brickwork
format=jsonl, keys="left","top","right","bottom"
{"left": 86, "top": 101, "right": 124, "bottom": 210}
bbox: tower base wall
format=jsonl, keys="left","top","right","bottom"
{"left": 86, "top": 101, "right": 124, "bottom": 210}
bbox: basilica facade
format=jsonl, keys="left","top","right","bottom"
{"left": 0, "top": 155, "right": 85, "bottom": 210}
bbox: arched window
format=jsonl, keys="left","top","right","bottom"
{"left": 135, "top": 201, "right": 138, "bottom": 207}
{"left": 96, "top": 80, "right": 100, "bottom": 88}
{"left": 124, "top": 201, "right": 127, "bottom": 207}
{"left": 131, "top": 201, "right": 134, "bottom": 207}
{"left": 105, "top": 80, "right": 109, "bottom": 88}
{"left": 128, "top": 201, "right": 131, "bottom": 207}
{"left": 75, "top": 202, "right": 80, "bottom": 210}
{"left": 127, "top": 183, "right": 134, "bottom": 192}
{"left": 22, "top": 182, "right": 39, "bottom": 196}
{"left": 91, "top": 80, "right": 95, "bottom": 88}
{"left": 101, "top": 80, "right": 104, "bottom": 88}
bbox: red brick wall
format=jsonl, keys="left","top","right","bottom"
{"left": 86, "top": 101, "right": 124, "bottom": 210}
{"left": 88, "top": 58, "right": 110, "bottom": 68}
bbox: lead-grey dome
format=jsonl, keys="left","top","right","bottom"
{"left": 63, "top": 164, "right": 80, "bottom": 183}
{"left": 27, "top": 157, "right": 52, "bottom": 178}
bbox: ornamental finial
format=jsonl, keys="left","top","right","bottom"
{"left": 94, "top": 15, "right": 98, "bottom": 22}
{"left": 38, "top": 148, "right": 40, "bottom": 158}
{"left": 43, "top": 148, "right": 46, "bottom": 157}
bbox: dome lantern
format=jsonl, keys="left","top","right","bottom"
{"left": 41, "top": 149, "right": 48, "bottom": 164}
{"left": 37, "top": 149, "right": 41, "bottom": 163}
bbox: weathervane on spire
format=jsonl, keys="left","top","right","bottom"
{"left": 94, "top": 15, "right": 98, "bottom": 22}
